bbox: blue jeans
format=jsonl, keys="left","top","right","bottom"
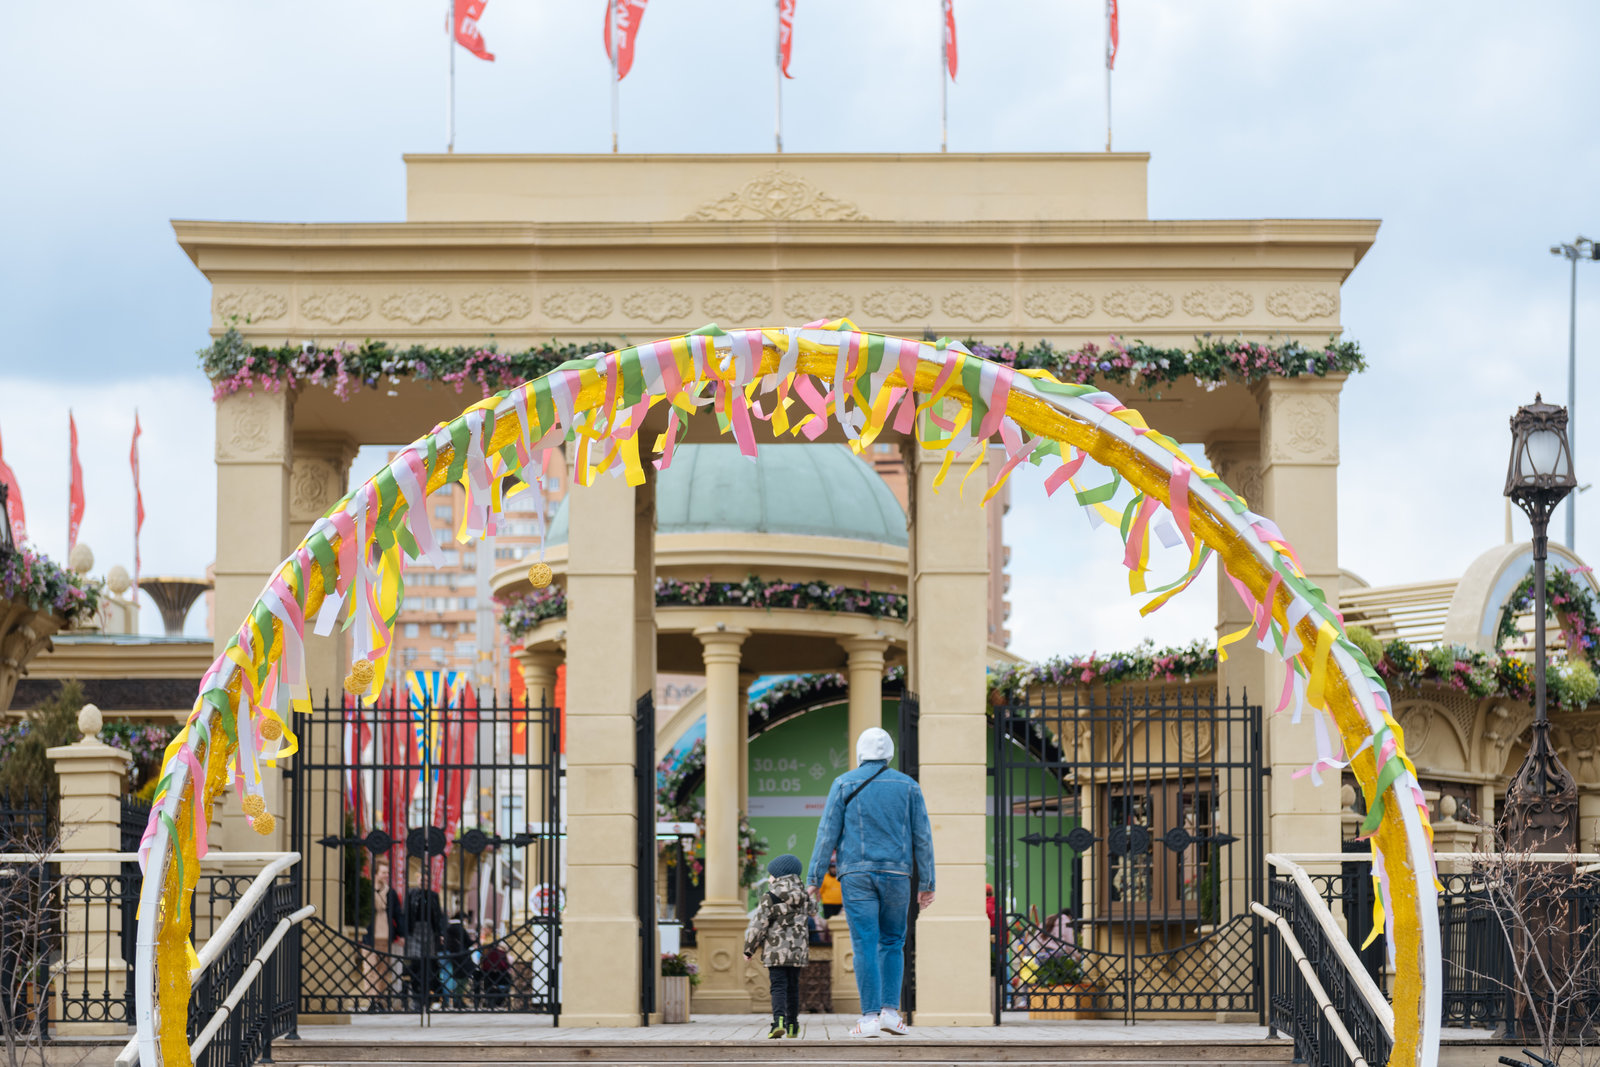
{"left": 841, "top": 872, "right": 909, "bottom": 1015}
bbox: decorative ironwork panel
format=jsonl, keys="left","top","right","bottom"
{"left": 992, "top": 684, "right": 1263, "bottom": 1022}
{"left": 289, "top": 691, "right": 562, "bottom": 1019}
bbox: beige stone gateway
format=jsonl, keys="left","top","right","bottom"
{"left": 179, "top": 152, "right": 1374, "bottom": 1025}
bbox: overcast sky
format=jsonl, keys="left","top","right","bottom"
{"left": 1, "top": 1, "right": 1597, "bottom": 656}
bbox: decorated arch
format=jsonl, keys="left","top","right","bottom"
{"left": 137, "top": 321, "right": 1441, "bottom": 1066}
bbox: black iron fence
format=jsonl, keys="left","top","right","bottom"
{"left": 1264, "top": 870, "right": 1392, "bottom": 1067}
{"left": 189, "top": 876, "right": 301, "bottom": 1067}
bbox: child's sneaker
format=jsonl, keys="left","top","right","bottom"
{"left": 785, "top": 1020, "right": 799, "bottom": 1039}
{"left": 879, "top": 1007, "right": 909, "bottom": 1035}
{"left": 850, "top": 1014, "right": 881, "bottom": 1038}
{"left": 767, "top": 1016, "right": 786, "bottom": 1039}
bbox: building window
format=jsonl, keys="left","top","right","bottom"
{"left": 403, "top": 622, "right": 420, "bottom": 639}
{"left": 429, "top": 646, "right": 446, "bottom": 663}
{"left": 441, "top": 548, "right": 459, "bottom": 566}
{"left": 401, "top": 648, "right": 419, "bottom": 666}
{"left": 454, "top": 641, "right": 476, "bottom": 658}
{"left": 430, "top": 622, "right": 447, "bottom": 638}
{"left": 434, "top": 505, "right": 452, "bottom": 521}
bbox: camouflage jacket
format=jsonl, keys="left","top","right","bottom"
{"left": 743, "top": 873, "right": 816, "bottom": 968}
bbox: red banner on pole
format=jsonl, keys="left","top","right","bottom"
{"left": 779, "top": 0, "right": 796, "bottom": 79}
{"left": 67, "top": 412, "right": 84, "bottom": 555}
{"left": 0, "top": 426, "right": 26, "bottom": 546}
{"left": 604, "top": 0, "right": 651, "bottom": 80}
{"left": 455, "top": 0, "right": 494, "bottom": 62}
{"left": 131, "top": 413, "right": 143, "bottom": 605}
{"left": 943, "top": 0, "right": 958, "bottom": 80}
{"left": 1107, "top": 0, "right": 1119, "bottom": 70}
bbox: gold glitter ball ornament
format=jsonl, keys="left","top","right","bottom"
{"left": 527, "top": 562, "right": 553, "bottom": 589}
{"left": 344, "top": 658, "right": 375, "bottom": 694}
{"left": 260, "top": 718, "right": 283, "bottom": 742}
{"left": 241, "top": 793, "right": 266, "bottom": 818}
{"left": 252, "top": 812, "right": 276, "bottom": 836}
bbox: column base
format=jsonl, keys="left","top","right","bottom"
{"left": 558, "top": 1013, "right": 646, "bottom": 1027}
{"left": 692, "top": 905, "right": 756, "bottom": 1013}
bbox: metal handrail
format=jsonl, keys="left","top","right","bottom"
{"left": 114, "top": 851, "right": 302, "bottom": 1067}
{"left": 1251, "top": 902, "right": 1371, "bottom": 1067}
{"left": 1266, "top": 853, "right": 1396, "bottom": 1038}
{"left": 187, "top": 905, "right": 314, "bottom": 1060}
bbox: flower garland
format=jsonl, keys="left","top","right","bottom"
{"left": 0, "top": 544, "right": 101, "bottom": 627}
{"left": 1347, "top": 627, "right": 1599, "bottom": 713}
{"left": 500, "top": 575, "right": 907, "bottom": 639}
{"left": 986, "top": 638, "right": 1218, "bottom": 701}
{"left": 201, "top": 329, "right": 1363, "bottom": 402}
{"left": 747, "top": 665, "right": 906, "bottom": 722}
{"left": 1494, "top": 566, "right": 1600, "bottom": 663}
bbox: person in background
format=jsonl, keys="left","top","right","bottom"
{"left": 820, "top": 859, "right": 844, "bottom": 918}
{"left": 807, "top": 727, "right": 935, "bottom": 1039}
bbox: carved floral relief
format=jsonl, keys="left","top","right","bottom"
{"left": 301, "top": 289, "right": 372, "bottom": 325}
{"left": 461, "top": 288, "right": 532, "bottom": 324}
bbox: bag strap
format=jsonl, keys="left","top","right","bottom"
{"left": 843, "top": 763, "right": 889, "bottom": 808}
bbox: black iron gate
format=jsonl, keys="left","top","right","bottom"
{"left": 992, "top": 684, "right": 1263, "bottom": 1022}
{"left": 636, "top": 692, "right": 656, "bottom": 1025}
{"left": 290, "top": 690, "right": 562, "bottom": 1019}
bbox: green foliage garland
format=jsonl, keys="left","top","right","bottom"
{"left": 1495, "top": 566, "right": 1600, "bottom": 662}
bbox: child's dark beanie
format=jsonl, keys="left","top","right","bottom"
{"left": 768, "top": 854, "right": 801, "bottom": 878}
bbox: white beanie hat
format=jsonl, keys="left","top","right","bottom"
{"left": 856, "top": 727, "right": 895, "bottom": 764}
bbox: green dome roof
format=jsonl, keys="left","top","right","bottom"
{"left": 547, "top": 444, "right": 907, "bottom": 547}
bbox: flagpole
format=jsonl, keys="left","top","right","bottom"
{"left": 774, "top": 0, "right": 783, "bottom": 154}
{"left": 131, "top": 410, "right": 139, "bottom": 611}
{"left": 610, "top": 1, "right": 620, "bottom": 153}
{"left": 446, "top": 0, "right": 456, "bottom": 153}
{"left": 1104, "top": 0, "right": 1112, "bottom": 152}
{"left": 940, "top": 1, "right": 948, "bottom": 153}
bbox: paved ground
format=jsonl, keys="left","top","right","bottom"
{"left": 295, "top": 1013, "right": 1278, "bottom": 1044}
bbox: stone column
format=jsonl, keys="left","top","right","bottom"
{"left": 691, "top": 626, "right": 752, "bottom": 1012}
{"left": 840, "top": 638, "right": 890, "bottom": 767}
{"left": 213, "top": 389, "right": 294, "bottom": 852}
{"left": 562, "top": 465, "right": 643, "bottom": 1026}
{"left": 906, "top": 444, "right": 990, "bottom": 1026}
{"left": 516, "top": 648, "right": 564, "bottom": 911}
{"left": 1255, "top": 377, "right": 1346, "bottom": 856}
{"left": 48, "top": 704, "right": 128, "bottom": 1036}
{"left": 288, "top": 434, "right": 360, "bottom": 701}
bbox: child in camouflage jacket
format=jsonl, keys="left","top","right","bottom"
{"left": 744, "top": 854, "right": 816, "bottom": 1039}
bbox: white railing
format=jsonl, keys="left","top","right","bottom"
{"left": 1249, "top": 901, "right": 1372, "bottom": 1067}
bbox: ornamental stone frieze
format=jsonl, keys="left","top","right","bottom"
{"left": 685, "top": 170, "right": 867, "bottom": 221}
{"left": 783, "top": 287, "right": 852, "bottom": 321}
{"left": 622, "top": 287, "right": 694, "bottom": 324}
{"left": 379, "top": 289, "right": 451, "bottom": 325}
{"left": 300, "top": 288, "right": 372, "bottom": 325}
{"left": 540, "top": 288, "right": 612, "bottom": 323}
{"left": 214, "top": 390, "right": 289, "bottom": 464}
{"left": 1021, "top": 287, "right": 1094, "bottom": 323}
{"left": 215, "top": 287, "right": 287, "bottom": 324}
{"left": 1102, "top": 285, "right": 1173, "bottom": 322}
{"left": 701, "top": 286, "right": 772, "bottom": 322}
{"left": 461, "top": 287, "right": 531, "bottom": 324}
{"left": 1261, "top": 389, "right": 1340, "bottom": 465}
{"left": 861, "top": 288, "right": 932, "bottom": 322}
{"left": 1181, "top": 285, "right": 1253, "bottom": 322}
{"left": 1265, "top": 285, "right": 1338, "bottom": 322}
{"left": 940, "top": 287, "right": 1011, "bottom": 322}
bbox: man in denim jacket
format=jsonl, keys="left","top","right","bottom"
{"left": 807, "top": 727, "right": 935, "bottom": 1037}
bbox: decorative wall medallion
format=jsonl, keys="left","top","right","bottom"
{"left": 1211, "top": 455, "right": 1262, "bottom": 508}
{"left": 941, "top": 288, "right": 1011, "bottom": 322}
{"left": 622, "top": 288, "right": 694, "bottom": 324}
{"left": 1266, "top": 285, "right": 1337, "bottom": 322}
{"left": 215, "top": 288, "right": 287, "bottom": 324}
{"left": 1264, "top": 393, "right": 1339, "bottom": 464}
{"left": 861, "top": 288, "right": 933, "bottom": 322}
{"left": 215, "top": 391, "right": 286, "bottom": 463}
{"left": 710, "top": 948, "right": 735, "bottom": 972}
{"left": 290, "top": 457, "right": 340, "bottom": 520}
{"left": 783, "top": 287, "right": 853, "bottom": 321}
{"left": 540, "top": 288, "right": 612, "bottom": 323}
{"left": 702, "top": 286, "right": 772, "bottom": 322}
{"left": 379, "top": 289, "right": 451, "bottom": 325}
{"left": 461, "top": 288, "right": 531, "bottom": 324}
{"left": 1181, "top": 286, "right": 1253, "bottom": 322}
{"left": 1102, "top": 286, "right": 1173, "bottom": 322}
{"left": 1022, "top": 288, "right": 1094, "bottom": 323}
{"left": 686, "top": 170, "right": 867, "bottom": 221}
{"left": 301, "top": 289, "right": 371, "bottom": 325}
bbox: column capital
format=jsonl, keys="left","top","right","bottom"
{"left": 515, "top": 648, "right": 565, "bottom": 673}
{"left": 838, "top": 635, "right": 891, "bottom": 663}
{"left": 694, "top": 626, "right": 749, "bottom": 665}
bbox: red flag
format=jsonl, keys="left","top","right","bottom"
{"left": 0, "top": 426, "right": 25, "bottom": 546}
{"left": 604, "top": 0, "right": 650, "bottom": 80}
{"left": 778, "top": 0, "right": 796, "bottom": 79}
{"left": 1107, "top": 0, "right": 1119, "bottom": 70}
{"left": 130, "top": 413, "right": 143, "bottom": 604}
{"left": 454, "top": 0, "right": 494, "bottom": 62}
{"left": 943, "top": 0, "right": 957, "bottom": 80}
{"left": 67, "top": 413, "right": 84, "bottom": 555}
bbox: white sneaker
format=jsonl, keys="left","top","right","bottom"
{"left": 879, "top": 1007, "right": 909, "bottom": 1035}
{"left": 851, "top": 1014, "right": 882, "bottom": 1038}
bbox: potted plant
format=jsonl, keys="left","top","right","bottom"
{"left": 660, "top": 952, "right": 699, "bottom": 1023}
{"left": 1025, "top": 954, "right": 1098, "bottom": 1020}
{"left": 0, "top": 542, "right": 99, "bottom": 712}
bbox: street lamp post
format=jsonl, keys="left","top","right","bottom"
{"left": 1504, "top": 395, "right": 1581, "bottom": 851}
{"left": 1549, "top": 236, "right": 1597, "bottom": 551}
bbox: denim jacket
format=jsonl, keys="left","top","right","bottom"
{"left": 806, "top": 761, "right": 935, "bottom": 892}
